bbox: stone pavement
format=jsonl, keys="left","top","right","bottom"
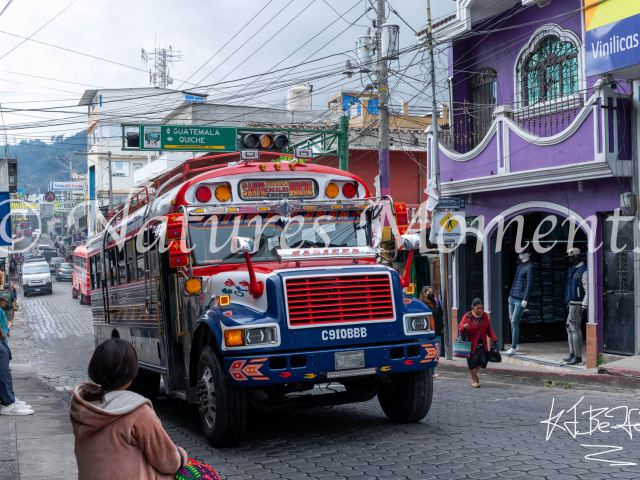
{"left": 7, "top": 261, "right": 640, "bottom": 479}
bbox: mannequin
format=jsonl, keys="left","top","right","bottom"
{"left": 505, "top": 247, "right": 535, "bottom": 355}
{"left": 562, "top": 247, "right": 588, "bottom": 365}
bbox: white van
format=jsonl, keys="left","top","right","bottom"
{"left": 22, "top": 260, "right": 53, "bottom": 296}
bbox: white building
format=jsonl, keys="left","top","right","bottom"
{"left": 77, "top": 87, "right": 206, "bottom": 235}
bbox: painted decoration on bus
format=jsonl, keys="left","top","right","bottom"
{"left": 238, "top": 179, "right": 318, "bottom": 200}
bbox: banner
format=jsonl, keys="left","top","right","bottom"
{"left": 238, "top": 179, "right": 318, "bottom": 200}
{"left": 53, "top": 201, "right": 85, "bottom": 214}
{"left": 10, "top": 201, "right": 39, "bottom": 215}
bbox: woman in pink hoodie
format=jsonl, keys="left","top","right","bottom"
{"left": 70, "top": 339, "right": 188, "bottom": 480}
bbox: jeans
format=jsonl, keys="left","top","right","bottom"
{"left": 508, "top": 296, "right": 524, "bottom": 349}
{"left": 0, "top": 340, "right": 14, "bottom": 406}
{"left": 566, "top": 304, "right": 583, "bottom": 358}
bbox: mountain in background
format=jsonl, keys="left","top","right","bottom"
{"left": 9, "top": 130, "right": 87, "bottom": 194}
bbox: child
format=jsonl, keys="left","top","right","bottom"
{"left": 70, "top": 339, "right": 188, "bottom": 480}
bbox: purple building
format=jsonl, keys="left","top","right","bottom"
{"left": 425, "top": 0, "right": 637, "bottom": 367}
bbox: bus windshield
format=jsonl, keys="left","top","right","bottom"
{"left": 188, "top": 211, "right": 370, "bottom": 265}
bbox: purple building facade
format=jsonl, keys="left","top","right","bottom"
{"left": 426, "top": 0, "right": 637, "bottom": 366}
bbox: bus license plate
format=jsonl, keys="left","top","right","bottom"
{"left": 335, "top": 350, "right": 365, "bottom": 370}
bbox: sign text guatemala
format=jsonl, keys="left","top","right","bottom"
{"left": 140, "top": 125, "right": 237, "bottom": 152}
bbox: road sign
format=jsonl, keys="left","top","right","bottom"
{"left": 435, "top": 198, "right": 465, "bottom": 209}
{"left": 140, "top": 125, "right": 237, "bottom": 152}
{"left": 294, "top": 147, "right": 314, "bottom": 159}
{"left": 44, "top": 191, "right": 56, "bottom": 202}
{"left": 431, "top": 211, "right": 466, "bottom": 245}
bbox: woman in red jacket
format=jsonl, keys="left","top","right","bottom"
{"left": 458, "top": 298, "right": 498, "bottom": 388}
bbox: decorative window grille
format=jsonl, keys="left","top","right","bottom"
{"left": 522, "top": 35, "right": 578, "bottom": 106}
{"left": 469, "top": 67, "right": 497, "bottom": 149}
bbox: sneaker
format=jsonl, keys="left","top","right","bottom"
{"left": 504, "top": 348, "right": 516, "bottom": 355}
{"left": 14, "top": 398, "right": 31, "bottom": 409}
{"left": 0, "top": 403, "right": 34, "bottom": 415}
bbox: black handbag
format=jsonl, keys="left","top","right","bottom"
{"left": 487, "top": 341, "right": 502, "bottom": 363}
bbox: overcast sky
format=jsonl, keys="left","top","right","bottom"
{"left": 0, "top": 0, "right": 455, "bottom": 144}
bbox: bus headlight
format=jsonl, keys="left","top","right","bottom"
{"left": 224, "top": 327, "right": 279, "bottom": 347}
{"left": 245, "top": 327, "right": 277, "bottom": 345}
{"left": 406, "top": 315, "right": 431, "bottom": 332}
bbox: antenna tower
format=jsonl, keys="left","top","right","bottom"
{"left": 141, "top": 45, "right": 183, "bottom": 88}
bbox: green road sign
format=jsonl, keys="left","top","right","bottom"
{"left": 140, "top": 125, "right": 237, "bottom": 152}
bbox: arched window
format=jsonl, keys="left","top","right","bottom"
{"left": 522, "top": 35, "right": 578, "bottom": 106}
{"left": 470, "top": 67, "right": 497, "bottom": 148}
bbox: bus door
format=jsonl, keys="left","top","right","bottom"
{"left": 154, "top": 246, "right": 188, "bottom": 393}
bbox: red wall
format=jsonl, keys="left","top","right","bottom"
{"left": 318, "top": 149, "right": 426, "bottom": 205}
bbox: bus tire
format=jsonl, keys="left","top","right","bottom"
{"left": 128, "top": 368, "right": 160, "bottom": 401}
{"left": 197, "top": 346, "right": 246, "bottom": 448}
{"left": 377, "top": 369, "right": 433, "bottom": 423}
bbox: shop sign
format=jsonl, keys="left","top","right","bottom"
{"left": 238, "top": 179, "right": 317, "bottom": 201}
{"left": 50, "top": 181, "right": 85, "bottom": 191}
{"left": 585, "top": 0, "right": 640, "bottom": 78}
{"left": 431, "top": 211, "right": 466, "bottom": 245}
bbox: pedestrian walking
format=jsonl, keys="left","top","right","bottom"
{"left": 457, "top": 298, "right": 498, "bottom": 388}
{"left": 71, "top": 339, "right": 188, "bottom": 480}
{"left": 0, "top": 297, "right": 9, "bottom": 346}
{"left": 420, "top": 286, "right": 445, "bottom": 356}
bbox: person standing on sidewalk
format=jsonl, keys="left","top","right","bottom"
{"left": 71, "top": 339, "right": 188, "bottom": 480}
{"left": 420, "top": 286, "right": 445, "bottom": 357}
{"left": 0, "top": 305, "right": 33, "bottom": 415}
{"left": 562, "top": 248, "right": 588, "bottom": 366}
{"left": 458, "top": 299, "right": 498, "bottom": 388}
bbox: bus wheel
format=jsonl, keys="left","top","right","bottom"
{"left": 128, "top": 369, "right": 160, "bottom": 401}
{"left": 197, "top": 346, "right": 246, "bottom": 448}
{"left": 377, "top": 369, "right": 433, "bottom": 423}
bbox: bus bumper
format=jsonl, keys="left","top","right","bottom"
{"left": 222, "top": 339, "right": 440, "bottom": 386}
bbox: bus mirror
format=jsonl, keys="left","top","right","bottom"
{"left": 400, "top": 233, "right": 421, "bottom": 250}
{"left": 231, "top": 237, "right": 254, "bottom": 254}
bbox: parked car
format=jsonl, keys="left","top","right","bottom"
{"left": 55, "top": 262, "right": 73, "bottom": 281}
{"left": 49, "top": 257, "right": 66, "bottom": 274}
{"left": 21, "top": 261, "right": 52, "bottom": 296}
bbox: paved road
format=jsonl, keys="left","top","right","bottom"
{"left": 14, "top": 239, "right": 640, "bottom": 479}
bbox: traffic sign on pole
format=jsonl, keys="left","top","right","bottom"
{"left": 435, "top": 198, "right": 465, "bottom": 210}
{"left": 139, "top": 125, "right": 237, "bottom": 152}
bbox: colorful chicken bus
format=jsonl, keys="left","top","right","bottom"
{"left": 86, "top": 159, "right": 439, "bottom": 447}
{"left": 72, "top": 245, "right": 91, "bottom": 305}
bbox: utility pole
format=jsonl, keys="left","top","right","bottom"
{"left": 426, "top": 0, "right": 450, "bottom": 359}
{"left": 376, "top": 0, "right": 390, "bottom": 198}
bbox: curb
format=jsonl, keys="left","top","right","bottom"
{"left": 436, "top": 361, "right": 640, "bottom": 393}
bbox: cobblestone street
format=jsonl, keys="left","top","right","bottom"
{"left": 12, "top": 273, "right": 640, "bottom": 480}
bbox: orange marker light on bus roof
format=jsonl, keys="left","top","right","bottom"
{"left": 325, "top": 183, "right": 339, "bottom": 199}
{"left": 215, "top": 185, "right": 231, "bottom": 202}
{"left": 274, "top": 163, "right": 281, "bottom": 171}
{"left": 288, "top": 162, "right": 296, "bottom": 171}
{"left": 224, "top": 329, "right": 244, "bottom": 347}
{"left": 259, "top": 163, "right": 266, "bottom": 172}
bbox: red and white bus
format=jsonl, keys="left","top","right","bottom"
{"left": 72, "top": 245, "right": 91, "bottom": 305}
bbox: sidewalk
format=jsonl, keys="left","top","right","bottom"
{"left": 0, "top": 364, "right": 77, "bottom": 479}
{"left": 436, "top": 354, "right": 640, "bottom": 393}
{"left": 0, "top": 287, "right": 78, "bottom": 479}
